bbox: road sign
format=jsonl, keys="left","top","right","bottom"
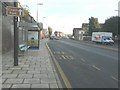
{"left": 6, "top": 6, "right": 23, "bottom": 16}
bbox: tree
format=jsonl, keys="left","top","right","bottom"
{"left": 48, "top": 26, "right": 53, "bottom": 37}
{"left": 88, "top": 17, "right": 101, "bottom": 36}
{"left": 102, "top": 16, "right": 120, "bottom": 36}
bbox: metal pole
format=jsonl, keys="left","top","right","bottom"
{"left": 14, "top": 2, "right": 18, "bottom": 66}
{"left": 118, "top": 1, "right": 120, "bottom": 17}
{"left": 36, "top": 3, "right": 38, "bottom": 22}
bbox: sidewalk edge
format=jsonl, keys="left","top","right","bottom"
{"left": 46, "top": 43, "right": 73, "bottom": 89}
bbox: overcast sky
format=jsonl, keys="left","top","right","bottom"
{"left": 19, "top": 0, "right": 119, "bottom": 34}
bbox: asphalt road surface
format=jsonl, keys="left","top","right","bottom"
{"left": 47, "top": 39, "right": 118, "bottom": 88}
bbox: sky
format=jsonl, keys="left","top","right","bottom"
{"left": 19, "top": 0, "right": 119, "bottom": 34}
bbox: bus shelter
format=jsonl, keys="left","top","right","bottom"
{"left": 19, "top": 21, "right": 42, "bottom": 49}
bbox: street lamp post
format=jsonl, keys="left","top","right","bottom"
{"left": 14, "top": 2, "right": 18, "bottom": 66}
{"left": 115, "top": 10, "right": 119, "bottom": 17}
{"left": 36, "top": 3, "right": 43, "bottom": 22}
{"left": 42, "top": 17, "right": 48, "bottom": 38}
{"left": 42, "top": 17, "right": 46, "bottom": 28}
{"left": 115, "top": 1, "right": 120, "bottom": 17}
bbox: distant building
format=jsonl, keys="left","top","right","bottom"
{"left": 73, "top": 28, "right": 85, "bottom": 40}
{"left": 82, "top": 23, "right": 89, "bottom": 35}
{"left": 54, "top": 31, "right": 64, "bottom": 37}
{"left": 81, "top": 22, "right": 104, "bottom": 35}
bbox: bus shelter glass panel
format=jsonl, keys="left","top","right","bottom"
{"left": 28, "top": 30, "right": 39, "bottom": 48}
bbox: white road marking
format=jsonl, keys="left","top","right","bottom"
{"left": 65, "top": 56, "right": 70, "bottom": 60}
{"left": 46, "top": 43, "right": 73, "bottom": 88}
{"left": 92, "top": 65, "right": 101, "bottom": 71}
{"left": 81, "top": 58, "right": 85, "bottom": 62}
{"left": 69, "top": 56, "right": 74, "bottom": 60}
{"left": 61, "top": 55, "right": 66, "bottom": 59}
{"left": 111, "top": 76, "right": 118, "bottom": 81}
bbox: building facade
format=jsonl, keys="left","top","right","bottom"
{"left": 54, "top": 31, "right": 64, "bottom": 37}
{"left": 2, "top": 2, "right": 14, "bottom": 54}
{"left": 73, "top": 28, "right": 85, "bottom": 40}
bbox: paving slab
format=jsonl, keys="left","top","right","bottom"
{"left": 17, "top": 74, "right": 33, "bottom": 79}
{"left": 5, "top": 79, "right": 23, "bottom": 84}
{"left": 33, "top": 74, "right": 48, "bottom": 78}
{"left": 24, "top": 79, "right": 40, "bottom": 84}
{"left": 11, "top": 84, "right": 31, "bottom": 88}
{"left": 2, "top": 39, "right": 63, "bottom": 89}
{"left": 2, "top": 74, "right": 18, "bottom": 79}
{"left": 12, "top": 70, "right": 27, "bottom": 74}
{"left": 41, "top": 78, "right": 57, "bottom": 84}
{"left": 27, "top": 71, "right": 40, "bottom": 74}
{"left": 31, "top": 84, "right": 49, "bottom": 88}
{"left": 50, "top": 83, "right": 58, "bottom": 88}
{"left": 2, "top": 84, "right": 12, "bottom": 88}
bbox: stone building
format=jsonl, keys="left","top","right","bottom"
{"left": 73, "top": 28, "right": 85, "bottom": 40}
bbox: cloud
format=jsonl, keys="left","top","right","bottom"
{"left": 45, "top": 16, "right": 89, "bottom": 34}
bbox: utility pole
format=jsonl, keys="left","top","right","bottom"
{"left": 36, "top": 3, "right": 43, "bottom": 22}
{"left": 118, "top": 1, "right": 120, "bottom": 17}
{"left": 14, "top": 2, "right": 18, "bottom": 66}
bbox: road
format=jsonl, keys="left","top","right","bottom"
{"left": 47, "top": 39, "right": 118, "bottom": 88}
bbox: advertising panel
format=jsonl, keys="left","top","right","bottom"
{"left": 28, "top": 30, "right": 39, "bottom": 48}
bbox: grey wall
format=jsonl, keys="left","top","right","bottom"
{"left": 2, "top": 2, "right": 14, "bottom": 54}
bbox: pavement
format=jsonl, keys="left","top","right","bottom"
{"left": 2, "top": 39, "right": 63, "bottom": 89}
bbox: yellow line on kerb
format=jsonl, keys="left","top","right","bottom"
{"left": 46, "top": 43, "right": 73, "bottom": 89}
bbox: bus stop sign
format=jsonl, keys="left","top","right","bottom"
{"left": 6, "top": 6, "right": 23, "bottom": 16}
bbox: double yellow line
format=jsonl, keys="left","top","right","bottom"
{"left": 46, "top": 43, "right": 73, "bottom": 89}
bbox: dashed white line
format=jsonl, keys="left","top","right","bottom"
{"left": 111, "top": 76, "right": 118, "bottom": 81}
{"left": 92, "top": 65, "right": 101, "bottom": 71}
{"left": 65, "top": 56, "right": 70, "bottom": 60}
{"left": 61, "top": 55, "right": 66, "bottom": 59}
{"left": 81, "top": 58, "right": 85, "bottom": 62}
{"left": 69, "top": 56, "right": 74, "bottom": 60}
